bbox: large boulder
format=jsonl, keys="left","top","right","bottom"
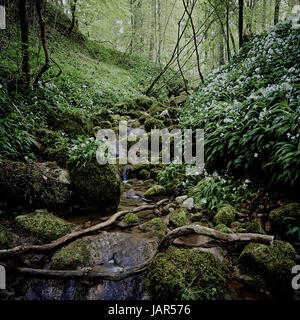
{"left": 146, "top": 248, "right": 233, "bottom": 300}
{"left": 0, "top": 161, "right": 72, "bottom": 210}
{"left": 239, "top": 240, "right": 296, "bottom": 295}
{"left": 50, "top": 231, "right": 157, "bottom": 270}
{"left": 269, "top": 203, "right": 300, "bottom": 240}
{"left": 15, "top": 209, "right": 75, "bottom": 242}
{"left": 69, "top": 160, "right": 121, "bottom": 213}
{"left": 144, "top": 185, "right": 166, "bottom": 199}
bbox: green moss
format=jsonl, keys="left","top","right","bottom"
{"left": 0, "top": 224, "right": 13, "bottom": 249}
{"left": 170, "top": 208, "right": 188, "bottom": 228}
{"left": 269, "top": 203, "right": 300, "bottom": 240}
{"left": 44, "top": 147, "right": 69, "bottom": 168}
{"left": 144, "top": 185, "right": 166, "bottom": 199}
{"left": 140, "top": 217, "right": 166, "bottom": 234}
{"left": 191, "top": 212, "right": 210, "bottom": 225}
{"left": 169, "top": 95, "right": 187, "bottom": 106}
{"left": 168, "top": 107, "right": 179, "bottom": 118}
{"left": 54, "top": 109, "right": 93, "bottom": 138}
{"left": 149, "top": 102, "right": 165, "bottom": 116}
{"left": 69, "top": 160, "right": 120, "bottom": 212}
{"left": 241, "top": 219, "right": 266, "bottom": 235}
{"left": 144, "top": 117, "right": 165, "bottom": 132}
{"left": 15, "top": 209, "right": 75, "bottom": 242}
{"left": 51, "top": 239, "right": 91, "bottom": 270}
{"left": 146, "top": 248, "right": 232, "bottom": 300}
{"left": 138, "top": 169, "right": 150, "bottom": 180}
{"left": 214, "top": 206, "right": 236, "bottom": 226}
{"left": 122, "top": 213, "right": 139, "bottom": 225}
{"left": 214, "top": 224, "right": 234, "bottom": 234}
{"left": 239, "top": 240, "right": 296, "bottom": 294}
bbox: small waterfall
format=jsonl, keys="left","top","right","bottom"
{"left": 123, "top": 166, "right": 131, "bottom": 183}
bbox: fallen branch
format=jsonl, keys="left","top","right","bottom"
{"left": 0, "top": 199, "right": 169, "bottom": 259}
{"left": 4, "top": 224, "right": 274, "bottom": 281}
{"left": 158, "top": 224, "right": 274, "bottom": 251}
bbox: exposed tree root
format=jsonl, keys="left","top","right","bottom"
{"left": 0, "top": 199, "right": 169, "bottom": 259}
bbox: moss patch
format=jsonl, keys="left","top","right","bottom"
{"left": 51, "top": 239, "right": 91, "bottom": 270}
{"left": 0, "top": 224, "right": 13, "bottom": 249}
{"left": 146, "top": 248, "right": 232, "bottom": 300}
{"left": 214, "top": 224, "right": 234, "bottom": 234}
{"left": 214, "top": 206, "right": 236, "bottom": 226}
{"left": 140, "top": 217, "right": 166, "bottom": 237}
{"left": 144, "top": 185, "right": 166, "bottom": 199}
{"left": 69, "top": 160, "right": 120, "bottom": 212}
{"left": 239, "top": 240, "right": 296, "bottom": 295}
{"left": 122, "top": 213, "right": 139, "bottom": 225}
{"left": 169, "top": 208, "right": 188, "bottom": 228}
{"left": 15, "top": 209, "right": 75, "bottom": 242}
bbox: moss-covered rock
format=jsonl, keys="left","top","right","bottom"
{"left": 144, "top": 117, "right": 165, "bottom": 132}
{"left": 169, "top": 95, "right": 187, "bottom": 106}
{"left": 50, "top": 239, "right": 91, "bottom": 270}
{"left": 149, "top": 102, "right": 165, "bottom": 116}
{"left": 269, "top": 203, "right": 300, "bottom": 240}
{"left": 122, "top": 213, "right": 139, "bottom": 225}
{"left": 0, "top": 224, "right": 13, "bottom": 249}
{"left": 214, "top": 224, "right": 234, "bottom": 234}
{"left": 239, "top": 240, "right": 296, "bottom": 295}
{"left": 241, "top": 219, "right": 266, "bottom": 235}
{"left": 15, "top": 209, "right": 75, "bottom": 242}
{"left": 146, "top": 248, "right": 232, "bottom": 300}
{"left": 214, "top": 206, "right": 237, "bottom": 226}
{"left": 44, "top": 147, "right": 69, "bottom": 168}
{"left": 144, "top": 185, "right": 166, "bottom": 199}
{"left": 69, "top": 160, "right": 120, "bottom": 212}
{"left": 169, "top": 208, "right": 188, "bottom": 228}
{"left": 140, "top": 218, "right": 166, "bottom": 236}
{"left": 168, "top": 107, "right": 179, "bottom": 119}
{"left": 54, "top": 108, "right": 93, "bottom": 138}
{"left": 138, "top": 169, "right": 150, "bottom": 180}
{"left": 0, "top": 161, "right": 72, "bottom": 210}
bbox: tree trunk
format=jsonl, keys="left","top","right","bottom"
{"left": 19, "top": 0, "right": 31, "bottom": 86}
{"left": 274, "top": 0, "right": 281, "bottom": 25}
{"left": 238, "top": 0, "right": 244, "bottom": 48}
{"left": 226, "top": 0, "right": 230, "bottom": 61}
{"left": 68, "top": 0, "right": 77, "bottom": 34}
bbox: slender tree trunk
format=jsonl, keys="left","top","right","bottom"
{"left": 19, "top": 0, "right": 31, "bottom": 86}
{"left": 32, "top": 0, "right": 51, "bottom": 85}
{"left": 274, "top": 0, "right": 281, "bottom": 25}
{"left": 218, "top": 23, "right": 225, "bottom": 66}
{"left": 68, "top": 0, "right": 77, "bottom": 34}
{"left": 239, "top": 0, "right": 244, "bottom": 48}
{"left": 182, "top": 0, "right": 204, "bottom": 84}
{"left": 226, "top": 0, "right": 230, "bottom": 61}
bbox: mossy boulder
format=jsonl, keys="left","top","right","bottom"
{"left": 149, "top": 102, "right": 165, "bottom": 116}
{"left": 169, "top": 95, "right": 187, "bottom": 106}
{"left": 240, "top": 219, "right": 266, "bottom": 235}
{"left": 169, "top": 208, "right": 188, "bottom": 228}
{"left": 146, "top": 248, "right": 232, "bottom": 300}
{"left": 144, "top": 117, "right": 165, "bottom": 132}
{"left": 44, "top": 147, "right": 69, "bottom": 168}
{"left": 122, "top": 213, "right": 139, "bottom": 225}
{"left": 214, "top": 224, "right": 234, "bottom": 234}
{"left": 138, "top": 169, "right": 150, "bottom": 180}
{"left": 214, "top": 206, "right": 237, "bottom": 226}
{"left": 15, "top": 209, "right": 75, "bottom": 242}
{"left": 69, "top": 160, "right": 120, "bottom": 212}
{"left": 140, "top": 217, "right": 166, "bottom": 238}
{"left": 144, "top": 185, "right": 166, "bottom": 199}
{"left": 0, "top": 224, "right": 13, "bottom": 249}
{"left": 50, "top": 239, "right": 91, "bottom": 270}
{"left": 0, "top": 161, "right": 72, "bottom": 210}
{"left": 239, "top": 240, "right": 296, "bottom": 295}
{"left": 269, "top": 203, "right": 300, "bottom": 240}
{"left": 54, "top": 109, "right": 93, "bottom": 138}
